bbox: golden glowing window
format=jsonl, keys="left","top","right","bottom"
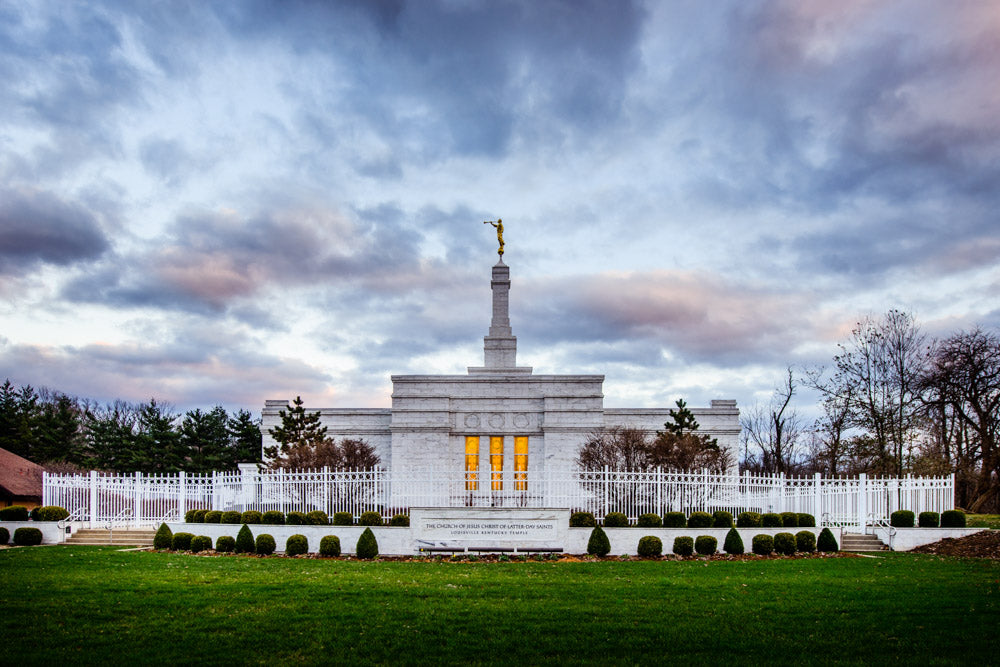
{"left": 465, "top": 436, "right": 479, "bottom": 491}
{"left": 514, "top": 436, "right": 528, "bottom": 491}
{"left": 490, "top": 436, "right": 504, "bottom": 491}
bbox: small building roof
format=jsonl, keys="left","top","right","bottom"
{"left": 0, "top": 447, "right": 44, "bottom": 500}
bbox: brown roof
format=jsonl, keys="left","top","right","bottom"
{"left": 0, "top": 447, "right": 44, "bottom": 499}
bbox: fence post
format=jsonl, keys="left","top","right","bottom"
{"left": 178, "top": 471, "right": 186, "bottom": 520}
{"left": 89, "top": 470, "right": 98, "bottom": 529}
{"left": 603, "top": 466, "right": 609, "bottom": 519}
{"left": 134, "top": 471, "right": 142, "bottom": 528}
{"left": 858, "top": 473, "right": 867, "bottom": 530}
{"left": 814, "top": 472, "right": 821, "bottom": 523}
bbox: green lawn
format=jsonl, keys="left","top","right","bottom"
{"left": 2, "top": 547, "right": 998, "bottom": 665}
{"left": 967, "top": 513, "right": 1000, "bottom": 529}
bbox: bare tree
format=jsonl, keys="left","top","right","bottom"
{"left": 741, "top": 368, "right": 804, "bottom": 474}
{"left": 576, "top": 427, "right": 650, "bottom": 472}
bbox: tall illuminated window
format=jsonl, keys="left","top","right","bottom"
{"left": 490, "top": 436, "right": 504, "bottom": 491}
{"left": 465, "top": 436, "right": 479, "bottom": 491}
{"left": 514, "top": 436, "right": 528, "bottom": 491}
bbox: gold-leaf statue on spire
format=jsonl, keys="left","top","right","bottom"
{"left": 484, "top": 218, "right": 504, "bottom": 256}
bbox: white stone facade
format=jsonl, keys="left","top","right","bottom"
{"left": 262, "top": 259, "right": 740, "bottom": 473}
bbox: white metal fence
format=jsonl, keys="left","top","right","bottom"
{"left": 44, "top": 468, "right": 955, "bottom": 529}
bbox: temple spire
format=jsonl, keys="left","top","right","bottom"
{"left": 483, "top": 259, "right": 516, "bottom": 367}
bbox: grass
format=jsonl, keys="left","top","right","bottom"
{"left": 967, "top": 513, "right": 1000, "bottom": 529}
{"left": 2, "top": 547, "right": 999, "bottom": 665}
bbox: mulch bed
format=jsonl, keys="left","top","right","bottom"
{"left": 909, "top": 530, "right": 1000, "bottom": 559}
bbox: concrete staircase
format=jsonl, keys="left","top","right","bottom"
{"left": 841, "top": 532, "right": 888, "bottom": 552}
{"left": 64, "top": 528, "right": 157, "bottom": 547}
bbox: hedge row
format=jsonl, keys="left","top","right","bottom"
{"left": 891, "top": 509, "right": 966, "bottom": 528}
{"left": 584, "top": 526, "right": 838, "bottom": 558}
{"left": 153, "top": 522, "right": 379, "bottom": 558}
{"left": 183, "top": 509, "right": 409, "bottom": 527}
{"left": 570, "top": 510, "right": 817, "bottom": 529}
{"left": 0, "top": 505, "right": 70, "bottom": 522}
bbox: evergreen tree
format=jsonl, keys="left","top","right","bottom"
{"left": 83, "top": 401, "right": 138, "bottom": 472}
{"left": 228, "top": 409, "right": 263, "bottom": 465}
{"left": 179, "top": 407, "right": 230, "bottom": 472}
{"left": 34, "top": 393, "right": 85, "bottom": 464}
{"left": 133, "top": 399, "right": 183, "bottom": 473}
{"left": 265, "top": 396, "right": 328, "bottom": 459}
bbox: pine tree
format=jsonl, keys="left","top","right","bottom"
{"left": 228, "top": 409, "right": 263, "bottom": 466}
{"left": 179, "top": 407, "right": 230, "bottom": 472}
{"left": 133, "top": 399, "right": 183, "bottom": 473}
{"left": 265, "top": 396, "right": 328, "bottom": 459}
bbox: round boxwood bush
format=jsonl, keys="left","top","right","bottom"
{"left": 153, "top": 522, "right": 173, "bottom": 549}
{"left": 672, "top": 536, "right": 694, "bottom": 556}
{"left": 687, "top": 511, "right": 713, "bottom": 528}
{"left": 221, "top": 511, "right": 242, "bottom": 524}
{"left": 587, "top": 526, "right": 611, "bottom": 556}
{"left": 663, "top": 511, "right": 686, "bottom": 528}
{"left": 193, "top": 509, "right": 208, "bottom": 523}
{"left": 356, "top": 527, "right": 379, "bottom": 559}
{"left": 388, "top": 513, "right": 409, "bottom": 527}
{"left": 723, "top": 527, "right": 744, "bottom": 555}
{"left": 306, "top": 510, "right": 330, "bottom": 526}
{"left": 737, "top": 511, "right": 761, "bottom": 528}
{"left": 215, "top": 535, "right": 236, "bottom": 553}
{"left": 941, "top": 509, "right": 966, "bottom": 528}
{"left": 695, "top": 535, "right": 718, "bottom": 555}
{"left": 918, "top": 511, "right": 940, "bottom": 528}
{"left": 712, "top": 510, "right": 734, "bottom": 528}
{"left": 0, "top": 527, "right": 9, "bottom": 545}
{"left": 796, "top": 530, "right": 816, "bottom": 552}
{"left": 184, "top": 509, "right": 199, "bottom": 523}
{"left": 637, "top": 513, "right": 662, "bottom": 528}
{"left": 358, "top": 511, "right": 382, "bottom": 527}
{"left": 319, "top": 534, "right": 341, "bottom": 557}
{"left": 774, "top": 532, "right": 796, "bottom": 555}
{"left": 34, "top": 505, "right": 69, "bottom": 521}
{"left": 236, "top": 524, "right": 255, "bottom": 553}
{"left": 817, "top": 527, "right": 839, "bottom": 552}
{"left": 751, "top": 534, "right": 774, "bottom": 555}
{"left": 780, "top": 512, "right": 798, "bottom": 528}
{"left": 797, "top": 513, "right": 816, "bottom": 527}
{"left": 890, "top": 510, "right": 915, "bottom": 528}
{"left": 261, "top": 510, "right": 285, "bottom": 525}
{"left": 0, "top": 505, "right": 29, "bottom": 521}
{"left": 570, "top": 511, "right": 596, "bottom": 527}
{"left": 190, "top": 535, "right": 212, "bottom": 553}
{"left": 637, "top": 535, "right": 663, "bottom": 557}
{"left": 255, "top": 533, "right": 276, "bottom": 556}
{"left": 603, "top": 512, "right": 629, "bottom": 527}
{"left": 333, "top": 512, "right": 353, "bottom": 526}
{"left": 241, "top": 510, "right": 262, "bottom": 525}
{"left": 285, "top": 534, "right": 309, "bottom": 556}
{"left": 286, "top": 511, "right": 308, "bottom": 525}
{"left": 13, "top": 527, "right": 43, "bottom": 546}
{"left": 761, "top": 513, "right": 782, "bottom": 528}
{"left": 199, "top": 510, "right": 219, "bottom": 524}
{"left": 171, "top": 532, "right": 194, "bottom": 551}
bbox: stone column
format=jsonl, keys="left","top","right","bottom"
{"left": 484, "top": 261, "right": 517, "bottom": 368}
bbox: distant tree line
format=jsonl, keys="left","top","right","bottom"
{"left": 741, "top": 311, "right": 1000, "bottom": 512}
{"left": 0, "top": 380, "right": 262, "bottom": 474}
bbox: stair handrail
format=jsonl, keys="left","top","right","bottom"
{"left": 865, "top": 513, "right": 896, "bottom": 550}
{"left": 57, "top": 506, "right": 88, "bottom": 535}
{"left": 152, "top": 508, "right": 180, "bottom": 525}
{"left": 104, "top": 507, "right": 134, "bottom": 543}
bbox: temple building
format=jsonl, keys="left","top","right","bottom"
{"left": 262, "top": 243, "right": 739, "bottom": 480}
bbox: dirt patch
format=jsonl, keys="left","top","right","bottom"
{"left": 909, "top": 530, "right": 1000, "bottom": 559}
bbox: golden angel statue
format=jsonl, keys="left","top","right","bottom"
{"left": 484, "top": 218, "right": 504, "bottom": 256}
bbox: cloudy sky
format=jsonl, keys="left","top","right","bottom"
{"left": 2, "top": 0, "right": 998, "bottom": 419}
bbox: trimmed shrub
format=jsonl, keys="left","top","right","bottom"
{"left": 240, "top": 511, "right": 262, "bottom": 525}
{"left": 255, "top": 533, "right": 276, "bottom": 556}
{"left": 0, "top": 527, "right": 9, "bottom": 545}
{"left": 262, "top": 510, "right": 285, "bottom": 525}
{"left": 0, "top": 505, "right": 29, "bottom": 521}
{"left": 723, "top": 527, "right": 744, "bottom": 555}
{"left": 817, "top": 527, "right": 839, "bottom": 552}
{"left": 388, "top": 513, "right": 409, "bottom": 527}
{"left": 780, "top": 512, "right": 798, "bottom": 528}
{"left": 796, "top": 530, "right": 816, "bottom": 553}
{"left": 190, "top": 535, "right": 212, "bottom": 553}
{"left": 918, "top": 511, "right": 940, "bottom": 528}
{"left": 774, "top": 532, "right": 796, "bottom": 555}
{"left": 215, "top": 536, "right": 236, "bottom": 553}
{"left": 796, "top": 513, "right": 816, "bottom": 527}
{"left": 236, "top": 524, "right": 255, "bottom": 553}
{"left": 221, "top": 511, "right": 242, "bottom": 524}
{"left": 153, "top": 523, "right": 173, "bottom": 549}
{"left": 570, "top": 512, "right": 597, "bottom": 527}
{"left": 193, "top": 509, "right": 208, "bottom": 523}
{"left": 204, "top": 510, "right": 222, "bottom": 524}
{"left": 286, "top": 534, "right": 309, "bottom": 556}
{"left": 637, "top": 513, "right": 662, "bottom": 528}
{"left": 603, "top": 512, "right": 629, "bottom": 528}
{"left": 761, "top": 513, "right": 782, "bottom": 528}
{"left": 184, "top": 509, "right": 199, "bottom": 523}
{"left": 307, "top": 510, "right": 330, "bottom": 526}
{"left": 941, "top": 509, "right": 966, "bottom": 528}
{"left": 286, "top": 511, "right": 308, "bottom": 525}
{"left": 359, "top": 511, "right": 383, "bottom": 527}
{"left": 736, "top": 511, "right": 761, "bottom": 528}
{"left": 890, "top": 510, "right": 915, "bottom": 528}
{"left": 356, "top": 527, "right": 379, "bottom": 559}
{"left": 13, "top": 527, "right": 43, "bottom": 546}
{"left": 712, "top": 511, "right": 734, "bottom": 528}
{"left": 30, "top": 507, "right": 39, "bottom": 521}
{"left": 672, "top": 536, "right": 694, "bottom": 557}
{"left": 751, "top": 534, "right": 774, "bottom": 555}
{"left": 663, "top": 512, "right": 686, "bottom": 528}
{"left": 171, "top": 532, "right": 194, "bottom": 551}
{"left": 637, "top": 535, "right": 663, "bottom": 557}
{"left": 587, "top": 526, "right": 611, "bottom": 556}
{"left": 319, "top": 535, "right": 341, "bottom": 557}
{"left": 333, "top": 512, "right": 353, "bottom": 526}
{"left": 687, "top": 511, "right": 713, "bottom": 528}
{"left": 695, "top": 536, "right": 718, "bottom": 555}
{"left": 35, "top": 505, "right": 69, "bottom": 522}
